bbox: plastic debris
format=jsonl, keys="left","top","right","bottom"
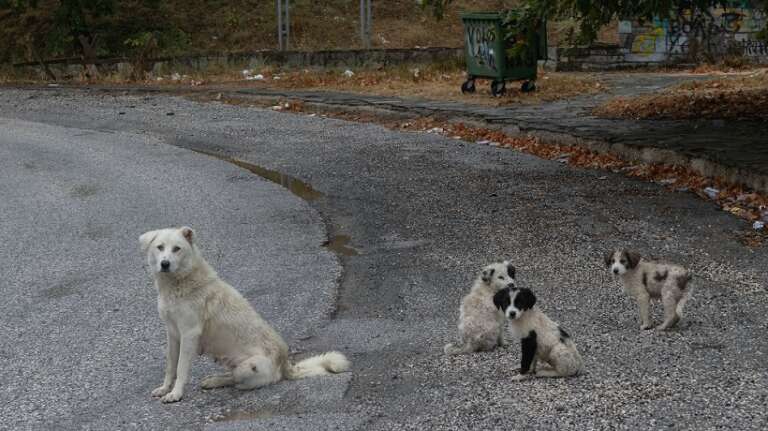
{"left": 342, "top": 69, "right": 355, "bottom": 78}
{"left": 170, "top": 72, "right": 181, "bottom": 81}
{"left": 426, "top": 127, "right": 444, "bottom": 134}
{"left": 753, "top": 221, "right": 765, "bottom": 230}
{"left": 703, "top": 187, "right": 719, "bottom": 199}
{"left": 241, "top": 69, "right": 252, "bottom": 77}
{"left": 476, "top": 140, "right": 491, "bottom": 145}
{"left": 245, "top": 74, "right": 265, "bottom": 81}
{"left": 658, "top": 178, "right": 677, "bottom": 185}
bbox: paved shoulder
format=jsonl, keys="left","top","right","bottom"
{"left": 0, "top": 118, "right": 342, "bottom": 430}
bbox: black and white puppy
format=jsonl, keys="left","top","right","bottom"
{"left": 605, "top": 249, "right": 693, "bottom": 330}
{"left": 493, "top": 287, "right": 583, "bottom": 380}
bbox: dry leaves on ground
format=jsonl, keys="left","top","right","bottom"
{"left": 594, "top": 68, "right": 768, "bottom": 120}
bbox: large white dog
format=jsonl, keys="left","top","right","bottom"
{"left": 140, "top": 226, "right": 350, "bottom": 403}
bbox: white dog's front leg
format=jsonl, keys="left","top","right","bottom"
{"left": 161, "top": 329, "right": 200, "bottom": 403}
{"left": 152, "top": 331, "right": 180, "bottom": 398}
{"left": 637, "top": 293, "right": 652, "bottom": 330}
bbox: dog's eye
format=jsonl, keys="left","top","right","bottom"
{"left": 620, "top": 259, "right": 626, "bottom": 264}
{"left": 172, "top": 246, "right": 180, "bottom": 253}
{"left": 498, "top": 276, "right": 504, "bottom": 279}
{"left": 157, "top": 245, "right": 164, "bottom": 251}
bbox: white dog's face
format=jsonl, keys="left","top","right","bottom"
{"left": 139, "top": 227, "right": 197, "bottom": 275}
{"left": 480, "top": 260, "right": 516, "bottom": 291}
{"left": 493, "top": 287, "right": 537, "bottom": 320}
{"left": 605, "top": 249, "right": 640, "bottom": 276}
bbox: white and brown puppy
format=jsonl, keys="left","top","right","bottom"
{"left": 444, "top": 261, "right": 515, "bottom": 355}
{"left": 605, "top": 249, "right": 693, "bottom": 331}
{"left": 140, "top": 227, "right": 350, "bottom": 403}
{"left": 493, "top": 287, "right": 583, "bottom": 380}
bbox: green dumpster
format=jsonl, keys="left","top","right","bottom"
{"left": 460, "top": 12, "right": 547, "bottom": 96}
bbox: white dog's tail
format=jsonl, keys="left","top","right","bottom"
{"left": 285, "top": 351, "right": 350, "bottom": 380}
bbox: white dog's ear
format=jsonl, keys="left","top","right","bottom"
{"left": 139, "top": 229, "right": 161, "bottom": 252}
{"left": 179, "top": 226, "right": 194, "bottom": 245}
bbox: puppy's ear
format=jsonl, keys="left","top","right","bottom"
{"left": 506, "top": 261, "right": 516, "bottom": 279}
{"left": 604, "top": 251, "right": 613, "bottom": 267}
{"left": 139, "top": 229, "right": 161, "bottom": 253}
{"left": 179, "top": 226, "right": 194, "bottom": 245}
{"left": 493, "top": 288, "right": 511, "bottom": 311}
{"left": 515, "top": 288, "right": 537, "bottom": 310}
{"left": 625, "top": 250, "right": 641, "bottom": 269}
{"left": 481, "top": 268, "right": 495, "bottom": 283}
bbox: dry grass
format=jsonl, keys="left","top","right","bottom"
{"left": 256, "top": 66, "right": 604, "bottom": 105}
{"left": 594, "top": 68, "right": 768, "bottom": 120}
{"left": 148, "top": 61, "right": 602, "bottom": 105}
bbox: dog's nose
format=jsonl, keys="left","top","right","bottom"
{"left": 160, "top": 260, "right": 170, "bottom": 270}
{"left": 613, "top": 268, "right": 619, "bottom": 274}
{"left": 507, "top": 311, "right": 516, "bottom": 319}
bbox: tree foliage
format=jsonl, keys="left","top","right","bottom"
{"left": 0, "top": 0, "right": 188, "bottom": 69}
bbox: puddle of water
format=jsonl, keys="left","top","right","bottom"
{"left": 212, "top": 408, "right": 273, "bottom": 422}
{"left": 322, "top": 234, "right": 359, "bottom": 256}
{"left": 192, "top": 148, "right": 358, "bottom": 258}
{"left": 191, "top": 149, "right": 322, "bottom": 201}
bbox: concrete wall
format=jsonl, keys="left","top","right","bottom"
{"left": 557, "top": 1, "right": 767, "bottom": 70}
{"left": 14, "top": 47, "right": 463, "bottom": 80}
{"left": 622, "top": 1, "right": 767, "bottom": 62}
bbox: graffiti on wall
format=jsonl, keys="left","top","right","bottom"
{"left": 464, "top": 20, "right": 498, "bottom": 71}
{"left": 622, "top": 0, "right": 767, "bottom": 61}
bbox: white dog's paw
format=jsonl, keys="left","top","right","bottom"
{"left": 640, "top": 323, "right": 653, "bottom": 330}
{"left": 160, "top": 390, "right": 183, "bottom": 403}
{"left": 151, "top": 385, "right": 172, "bottom": 398}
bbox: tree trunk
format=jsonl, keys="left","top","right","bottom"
{"left": 77, "top": 34, "right": 100, "bottom": 79}
{"left": 31, "top": 46, "right": 57, "bottom": 81}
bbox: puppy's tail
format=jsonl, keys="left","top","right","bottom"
{"left": 285, "top": 351, "right": 350, "bottom": 380}
{"left": 676, "top": 272, "right": 694, "bottom": 317}
{"left": 444, "top": 342, "right": 472, "bottom": 356}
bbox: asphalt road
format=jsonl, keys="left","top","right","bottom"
{"left": 1, "top": 87, "right": 767, "bottom": 430}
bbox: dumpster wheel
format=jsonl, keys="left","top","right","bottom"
{"left": 491, "top": 80, "right": 506, "bottom": 97}
{"left": 521, "top": 81, "right": 537, "bottom": 93}
{"left": 461, "top": 78, "right": 476, "bottom": 94}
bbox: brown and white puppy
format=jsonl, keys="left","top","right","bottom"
{"left": 444, "top": 261, "right": 515, "bottom": 355}
{"left": 605, "top": 249, "right": 693, "bottom": 330}
{"left": 493, "top": 287, "right": 583, "bottom": 380}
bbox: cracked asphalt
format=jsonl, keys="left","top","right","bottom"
{"left": 1, "top": 87, "right": 766, "bottom": 430}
